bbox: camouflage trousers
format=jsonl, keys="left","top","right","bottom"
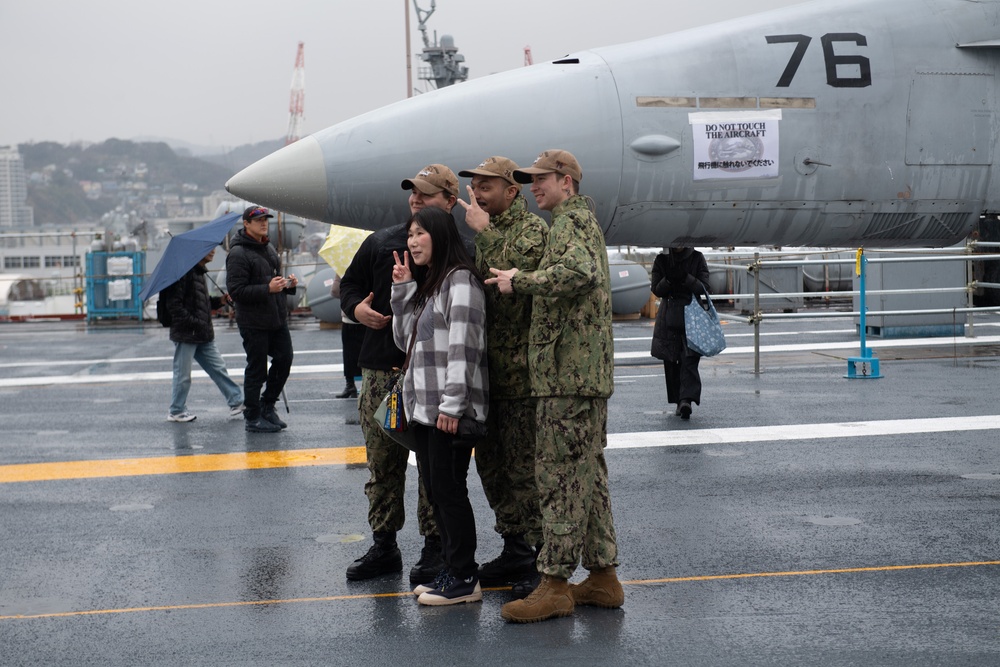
{"left": 535, "top": 396, "right": 619, "bottom": 579}
{"left": 359, "top": 368, "right": 437, "bottom": 538}
{"left": 474, "top": 397, "right": 541, "bottom": 545}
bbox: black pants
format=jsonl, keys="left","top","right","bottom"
{"left": 412, "top": 422, "right": 477, "bottom": 579}
{"left": 341, "top": 323, "right": 364, "bottom": 381}
{"left": 238, "top": 324, "right": 293, "bottom": 419}
{"left": 664, "top": 354, "right": 702, "bottom": 406}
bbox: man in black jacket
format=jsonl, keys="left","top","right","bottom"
{"left": 163, "top": 247, "right": 244, "bottom": 423}
{"left": 339, "top": 164, "right": 457, "bottom": 584}
{"left": 226, "top": 206, "right": 298, "bottom": 433}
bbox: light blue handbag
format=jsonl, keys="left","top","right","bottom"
{"left": 684, "top": 286, "right": 726, "bottom": 357}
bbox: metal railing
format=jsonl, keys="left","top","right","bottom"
{"left": 618, "top": 242, "right": 1000, "bottom": 375}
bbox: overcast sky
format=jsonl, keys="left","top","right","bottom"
{"left": 1, "top": 0, "right": 806, "bottom": 152}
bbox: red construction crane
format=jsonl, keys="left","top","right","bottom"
{"left": 286, "top": 42, "right": 305, "bottom": 145}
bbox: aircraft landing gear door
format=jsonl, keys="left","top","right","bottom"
{"left": 905, "top": 72, "right": 994, "bottom": 167}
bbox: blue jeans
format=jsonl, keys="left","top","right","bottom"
{"left": 170, "top": 341, "right": 243, "bottom": 415}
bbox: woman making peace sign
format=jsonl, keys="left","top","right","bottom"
{"left": 390, "top": 205, "right": 489, "bottom": 606}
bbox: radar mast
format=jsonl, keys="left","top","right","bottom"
{"left": 413, "top": 0, "right": 468, "bottom": 91}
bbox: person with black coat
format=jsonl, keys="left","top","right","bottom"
{"left": 650, "top": 247, "right": 711, "bottom": 420}
{"left": 163, "top": 248, "right": 243, "bottom": 423}
{"left": 226, "top": 206, "right": 298, "bottom": 433}
{"left": 338, "top": 164, "right": 458, "bottom": 585}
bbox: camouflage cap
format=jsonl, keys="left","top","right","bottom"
{"left": 400, "top": 164, "right": 459, "bottom": 197}
{"left": 513, "top": 149, "right": 582, "bottom": 184}
{"left": 459, "top": 156, "right": 521, "bottom": 187}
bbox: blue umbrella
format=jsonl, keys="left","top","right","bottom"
{"left": 138, "top": 212, "right": 241, "bottom": 301}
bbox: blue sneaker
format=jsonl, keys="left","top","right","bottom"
{"left": 417, "top": 573, "right": 482, "bottom": 606}
{"left": 413, "top": 568, "right": 449, "bottom": 596}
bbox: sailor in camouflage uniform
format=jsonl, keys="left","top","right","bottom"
{"left": 486, "top": 150, "right": 623, "bottom": 623}
{"left": 456, "top": 157, "right": 548, "bottom": 591}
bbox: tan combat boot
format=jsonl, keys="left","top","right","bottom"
{"left": 568, "top": 566, "right": 624, "bottom": 609}
{"left": 500, "top": 575, "right": 574, "bottom": 623}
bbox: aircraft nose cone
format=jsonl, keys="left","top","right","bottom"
{"left": 225, "top": 136, "right": 329, "bottom": 221}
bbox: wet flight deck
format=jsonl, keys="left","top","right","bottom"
{"left": 1, "top": 309, "right": 999, "bottom": 666}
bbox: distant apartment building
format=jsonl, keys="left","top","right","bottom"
{"left": 0, "top": 146, "right": 34, "bottom": 228}
{"left": 79, "top": 181, "right": 103, "bottom": 200}
{"left": 202, "top": 189, "right": 246, "bottom": 218}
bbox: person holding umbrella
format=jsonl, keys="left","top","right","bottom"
{"left": 319, "top": 226, "right": 374, "bottom": 400}
{"left": 226, "top": 206, "right": 298, "bottom": 434}
{"left": 162, "top": 247, "right": 244, "bottom": 423}
{"left": 138, "top": 211, "right": 246, "bottom": 424}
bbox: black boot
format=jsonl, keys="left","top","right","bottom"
{"left": 346, "top": 531, "right": 403, "bottom": 581}
{"left": 510, "top": 569, "right": 542, "bottom": 599}
{"left": 261, "top": 402, "right": 288, "bottom": 429}
{"left": 510, "top": 541, "right": 542, "bottom": 599}
{"left": 336, "top": 381, "right": 358, "bottom": 399}
{"left": 478, "top": 534, "right": 536, "bottom": 586}
{"left": 409, "top": 535, "right": 445, "bottom": 585}
{"left": 245, "top": 412, "right": 282, "bottom": 433}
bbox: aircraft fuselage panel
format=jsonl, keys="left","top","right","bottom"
{"left": 225, "top": 0, "right": 1000, "bottom": 249}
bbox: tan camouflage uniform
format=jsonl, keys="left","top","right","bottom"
{"left": 510, "top": 194, "right": 618, "bottom": 579}
{"left": 358, "top": 368, "right": 436, "bottom": 535}
{"left": 474, "top": 195, "right": 548, "bottom": 544}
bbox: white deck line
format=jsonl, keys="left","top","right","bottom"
{"left": 606, "top": 415, "right": 1000, "bottom": 449}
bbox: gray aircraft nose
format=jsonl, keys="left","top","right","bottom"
{"left": 226, "top": 136, "right": 329, "bottom": 221}
{"left": 224, "top": 52, "right": 625, "bottom": 232}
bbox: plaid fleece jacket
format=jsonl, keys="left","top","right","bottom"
{"left": 390, "top": 268, "right": 489, "bottom": 427}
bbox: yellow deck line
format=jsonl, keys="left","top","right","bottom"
{"left": 2, "top": 560, "right": 997, "bottom": 621}
{"left": 0, "top": 447, "right": 368, "bottom": 483}
{"left": 628, "top": 559, "right": 1000, "bottom": 584}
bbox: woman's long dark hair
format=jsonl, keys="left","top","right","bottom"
{"left": 407, "top": 206, "right": 482, "bottom": 299}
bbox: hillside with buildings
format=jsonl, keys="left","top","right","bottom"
{"left": 0, "top": 139, "right": 300, "bottom": 297}
{"left": 14, "top": 138, "right": 283, "bottom": 227}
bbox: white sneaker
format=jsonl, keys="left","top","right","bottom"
{"left": 413, "top": 569, "right": 449, "bottom": 596}
{"left": 417, "top": 574, "right": 482, "bottom": 606}
{"left": 229, "top": 403, "right": 246, "bottom": 417}
{"left": 167, "top": 412, "right": 196, "bottom": 423}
